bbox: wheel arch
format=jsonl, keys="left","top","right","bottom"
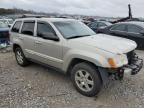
{"left": 66, "top": 58, "right": 101, "bottom": 77}
{"left": 13, "top": 44, "right": 21, "bottom": 52}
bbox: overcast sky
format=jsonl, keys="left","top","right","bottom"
{"left": 0, "top": 0, "right": 143, "bottom": 17}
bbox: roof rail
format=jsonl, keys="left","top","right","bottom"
{"left": 20, "top": 14, "right": 49, "bottom": 18}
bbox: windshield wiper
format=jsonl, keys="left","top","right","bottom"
{"left": 67, "top": 35, "right": 91, "bottom": 39}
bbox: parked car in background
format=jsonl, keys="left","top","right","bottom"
{"left": 0, "top": 22, "right": 10, "bottom": 46}
{"left": 10, "top": 18, "right": 143, "bottom": 97}
{"left": 88, "top": 21, "right": 112, "bottom": 32}
{"left": 97, "top": 21, "right": 144, "bottom": 49}
{"left": 0, "top": 18, "right": 14, "bottom": 27}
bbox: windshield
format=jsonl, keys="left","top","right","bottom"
{"left": 0, "top": 20, "right": 7, "bottom": 24}
{"left": 53, "top": 21, "right": 96, "bottom": 39}
{"left": 0, "top": 22, "right": 8, "bottom": 28}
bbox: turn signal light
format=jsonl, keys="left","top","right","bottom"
{"left": 108, "top": 58, "right": 117, "bottom": 68}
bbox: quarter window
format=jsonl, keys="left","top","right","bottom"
{"left": 21, "top": 21, "right": 35, "bottom": 36}
{"left": 127, "top": 25, "right": 142, "bottom": 33}
{"left": 11, "top": 21, "right": 22, "bottom": 33}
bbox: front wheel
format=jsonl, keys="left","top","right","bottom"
{"left": 71, "top": 62, "right": 102, "bottom": 97}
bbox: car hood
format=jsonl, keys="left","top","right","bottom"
{"left": 71, "top": 34, "right": 137, "bottom": 54}
{"left": 0, "top": 28, "right": 9, "bottom": 32}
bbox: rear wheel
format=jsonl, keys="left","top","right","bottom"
{"left": 71, "top": 62, "right": 102, "bottom": 97}
{"left": 14, "top": 47, "right": 29, "bottom": 66}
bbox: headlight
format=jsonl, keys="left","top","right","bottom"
{"left": 108, "top": 54, "right": 128, "bottom": 68}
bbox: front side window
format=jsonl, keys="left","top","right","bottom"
{"left": 11, "top": 21, "right": 22, "bottom": 33}
{"left": 21, "top": 21, "right": 35, "bottom": 36}
{"left": 127, "top": 25, "right": 142, "bottom": 33}
{"left": 111, "top": 24, "right": 126, "bottom": 32}
{"left": 53, "top": 21, "right": 96, "bottom": 39}
{"left": 37, "top": 22, "right": 55, "bottom": 37}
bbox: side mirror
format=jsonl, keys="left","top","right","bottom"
{"left": 140, "top": 30, "right": 144, "bottom": 35}
{"left": 39, "top": 32, "right": 59, "bottom": 41}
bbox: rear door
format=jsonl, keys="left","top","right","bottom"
{"left": 20, "top": 20, "right": 36, "bottom": 58}
{"left": 126, "top": 24, "right": 144, "bottom": 49}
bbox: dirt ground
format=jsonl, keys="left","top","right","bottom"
{"left": 0, "top": 50, "right": 144, "bottom": 108}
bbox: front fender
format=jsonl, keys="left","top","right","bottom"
{"left": 62, "top": 50, "right": 110, "bottom": 72}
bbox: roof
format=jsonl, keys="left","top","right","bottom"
{"left": 119, "top": 21, "right": 144, "bottom": 28}
{"left": 15, "top": 17, "right": 76, "bottom": 22}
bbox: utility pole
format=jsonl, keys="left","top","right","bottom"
{"left": 128, "top": 4, "right": 132, "bottom": 19}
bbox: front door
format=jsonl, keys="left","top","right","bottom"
{"left": 34, "top": 21, "right": 63, "bottom": 69}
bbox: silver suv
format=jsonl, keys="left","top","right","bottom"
{"left": 10, "top": 18, "right": 143, "bottom": 97}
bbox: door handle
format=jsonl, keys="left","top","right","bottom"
{"left": 35, "top": 41, "right": 42, "bottom": 44}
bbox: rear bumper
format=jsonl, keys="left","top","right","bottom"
{"left": 121, "top": 56, "right": 143, "bottom": 75}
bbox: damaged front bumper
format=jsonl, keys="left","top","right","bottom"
{"left": 112, "top": 53, "right": 143, "bottom": 80}
{"left": 98, "top": 53, "right": 143, "bottom": 83}
{"left": 121, "top": 57, "right": 143, "bottom": 75}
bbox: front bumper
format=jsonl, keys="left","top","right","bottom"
{"left": 98, "top": 52, "right": 143, "bottom": 83}
{"left": 109, "top": 53, "right": 143, "bottom": 80}
{"left": 121, "top": 55, "right": 143, "bottom": 75}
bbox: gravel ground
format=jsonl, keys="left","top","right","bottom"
{"left": 0, "top": 50, "right": 144, "bottom": 108}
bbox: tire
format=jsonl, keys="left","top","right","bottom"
{"left": 14, "top": 47, "right": 29, "bottom": 66}
{"left": 71, "top": 62, "right": 102, "bottom": 97}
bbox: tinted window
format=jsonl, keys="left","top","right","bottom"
{"left": 37, "top": 22, "right": 55, "bottom": 37}
{"left": 88, "top": 22, "right": 97, "bottom": 29}
{"left": 127, "top": 25, "right": 142, "bottom": 33}
{"left": 111, "top": 24, "right": 126, "bottom": 31}
{"left": 98, "top": 22, "right": 106, "bottom": 27}
{"left": 21, "top": 22, "right": 35, "bottom": 36}
{"left": 11, "top": 21, "right": 22, "bottom": 33}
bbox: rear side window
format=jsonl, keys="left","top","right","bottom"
{"left": 11, "top": 21, "right": 22, "bottom": 33}
{"left": 111, "top": 24, "right": 126, "bottom": 31}
{"left": 127, "top": 25, "right": 142, "bottom": 33}
{"left": 21, "top": 21, "right": 35, "bottom": 36}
